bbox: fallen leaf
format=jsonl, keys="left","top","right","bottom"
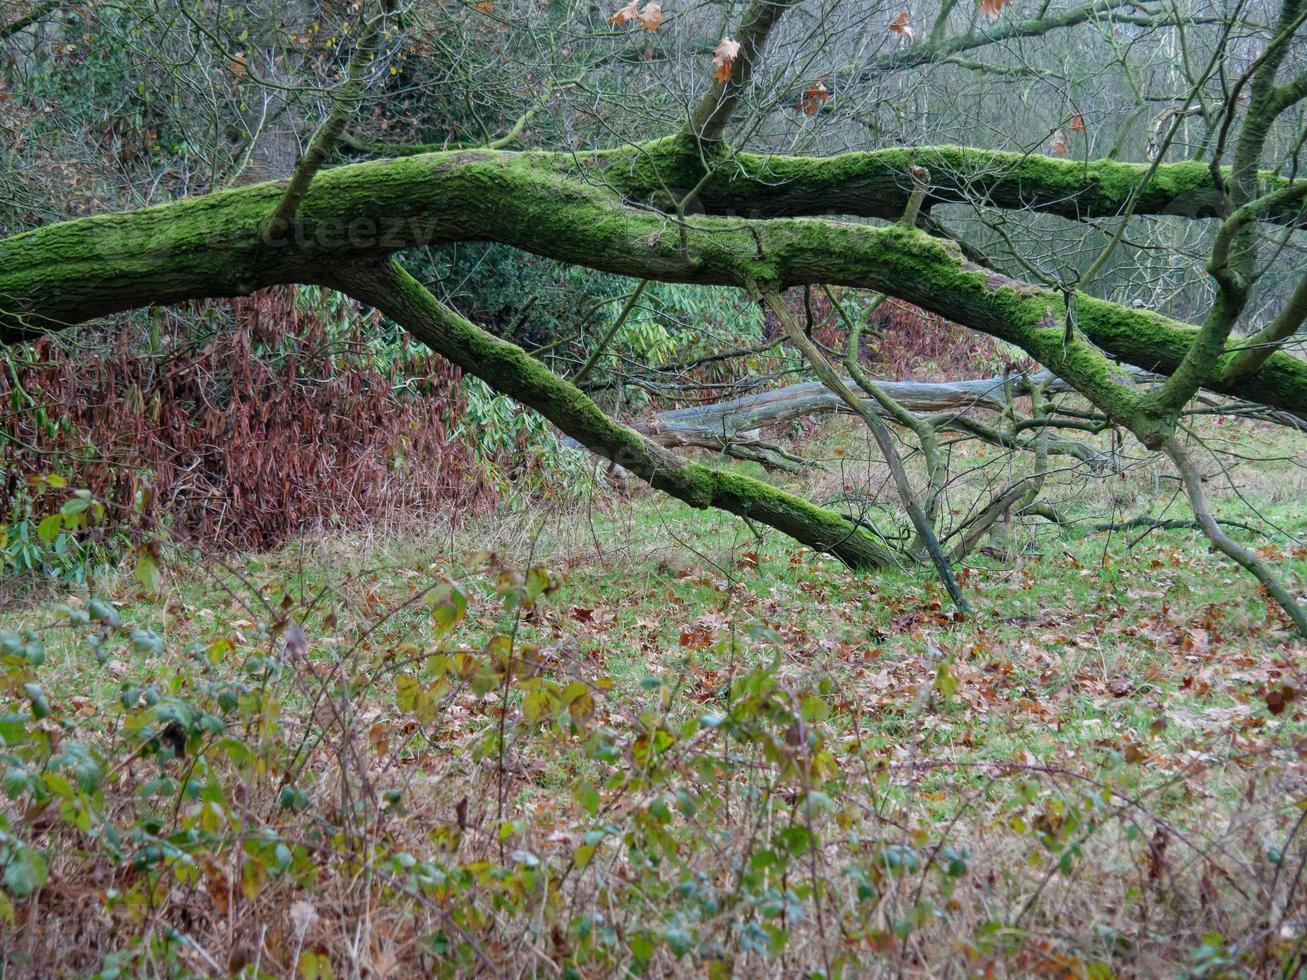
{"left": 1267, "top": 685, "right": 1296, "bottom": 715}
{"left": 680, "top": 625, "right": 713, "bottom": 649}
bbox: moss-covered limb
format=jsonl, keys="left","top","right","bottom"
{"left": 1162, "top": 435, "right": 1307, "bottom": 637}
{"left": 1220, "top": 271, "right": 1307, "bottom": 384}
{"left": 603, "top": 139, "right": 1302, "bottom": 225}
{"left": 264, "top": 0, "right": 395, "bottom": 240}
{"left": 333, "top": 130, "right": 1301, "bottom": 228}
{"left": 2, "top": 149, "right": 1304, "bottom": 417}
{"left": 1138, "top": 41, "right": 1307, "bottom": 434}
{"left": 761, "top": 287, "right": 970, "bottom": 613}
{"left": 330, "top": 259, "right": 896, "bottom": 570}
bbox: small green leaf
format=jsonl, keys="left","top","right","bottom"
{"left": 87, "top": 599, "right": 121, "bottom": 628}
{"left": 572, "top": 778, "right": 600, "bottom": 815}
{"left": 135, "top": 549, "right": 161, "bottom": 595}
{"left": 36, "top": 513, "right": 62, "bottom": 544}
{"left": 3, "top": 846, "right": 47, "bottom": 898}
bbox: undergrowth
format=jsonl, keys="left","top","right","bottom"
{"left": 0, "top": 414, "right": 1304, "bottom": 978}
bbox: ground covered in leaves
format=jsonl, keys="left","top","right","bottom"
{"left": 0, "top": 416, "right": 1305, "bottom": 977}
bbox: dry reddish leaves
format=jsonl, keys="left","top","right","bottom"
{"left": 799, "top": 80, "right": 830, "bottom": 115}
{"left": 0, "top": 288, "right": 491, "bottom": 549}
{"left": 610, "top": 1, "right": 662, "bottom": 30}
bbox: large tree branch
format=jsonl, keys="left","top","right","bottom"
{"left": 618, "top": 139, "right": 1304, "bottom": 224}
{"left": 334, "top": 136, "right": 1305, "bottom": 227}
{"left": 330, "top": 258, "right": 897, "bottom": 570}
{"left": 1, "top": 147, "right": 1304, "bottom": 423}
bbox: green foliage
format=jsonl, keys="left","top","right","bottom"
{"left": 1, "top": 479, "right": 120, "bottom": 585}
{"left": 0, "top": 452, "right": 1303, "bottom": 976}
{"left": 460, "top": 376, "right": 597, "bottom": 501}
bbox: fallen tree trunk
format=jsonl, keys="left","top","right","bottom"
{"left": 607, "top": 368, "right": 1298, "bottom": 466}
{"left": 606, "top": 371, "right": 1117, "bottom": 467}
{"left": 635, "top": 373, "right": 1029, "bottom": 440}
{"left": 2, "top": 146, "right": 1305, "bottom": 422}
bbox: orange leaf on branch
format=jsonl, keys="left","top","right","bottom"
{"left": 1069, "top": 112, "right": 1086, "bottom": 132}
{"left": 609, "top": 0, "right": 638, "bottom": 24}
{"left": 799, "top": 80, "right": 830, "bottom": 115}
{"left": 887, "top": 10, "right": 915, "bottom": 41}
{"left": 636, "top": 2, "right": 663, "bottom": 30}
{"left": 712, "top": 37, "right": 741, "bottom": 83}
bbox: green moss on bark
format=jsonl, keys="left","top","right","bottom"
{"left": 3, "top": 145, "right": 1304, "bottom": 417}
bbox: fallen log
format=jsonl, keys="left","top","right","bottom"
{"left": 635, "top": 373, "right": 1034, "bottom": 443}
{"left": 569, "top": 368, "right": 1296, "bottom": 471}
{"left": 562, "top": 370, "right": 1085, "bottom": 470}
{"left": 614, "top": 371, "right": 1098, "bottom": 465}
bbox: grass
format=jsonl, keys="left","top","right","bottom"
{"left": 0, "top": 413, "right": 1304, "bottom": 977}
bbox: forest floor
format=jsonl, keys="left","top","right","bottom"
{"left": 1, "top": 413, "right": 1305, "bottom": 977}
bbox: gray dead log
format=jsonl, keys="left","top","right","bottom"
{"left": 562, "top": 371, "right": 1069, "bottom": 470}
